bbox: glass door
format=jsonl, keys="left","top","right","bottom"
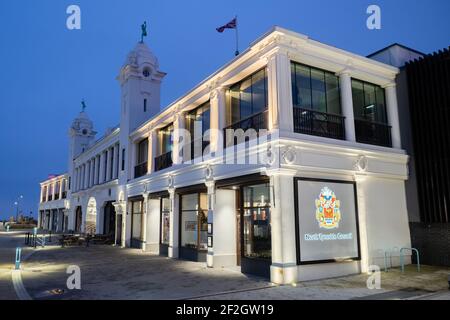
{"left": 130, "top": 200, "right": 144, "bottom": 248}
{"left": 179, "top": 192, "right": 208, "bottom": 262}
{"left": 241, "top": 183, "right": 272, "bottom": 278}
{"left": 160, "top": 197, "right": 171, "bottom": 256}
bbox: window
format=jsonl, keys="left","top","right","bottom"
{"left": 351, "top": 79, "right": 387, "bottom": 123}
{"left": 180, "top": 193, "right": 208, "bottom": 250}
{"left": 144, "top": 99, "right": 147, "bottom": 112}
{"left": 121, "top": 148, "right": 125, "bottom": 171}
{"left": 242, "top": 183, "right": 271, "bottom": 260}
{"left": 161, "top": 197, "right": 171, "bottom": 245}
{"left": 187, "top": 102, "right": 210, "bottom": 159}
{"left": 228, "top": 69, "right": 268, "bottom": 126}
{"left": 137, "top": 139, "right": 148, "bottom": 165}
{"left": 131, "top": 200, "right": 144, "bottom": 248}
{"left": 158, "top": 124, "right": 174, "bottom": 155}
{"left": 291, "top": 62, "right": 341, "bottom": 114}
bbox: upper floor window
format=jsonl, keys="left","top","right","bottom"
{"left": 137, "top": 139, "right": 148, "bottom": 165}
{"left": 158, "top": 124, "right": 174, "bottom": 155}
{"left": 351, "top": 79, "right": 387, "bottom": 123}
{"left": 228, "top": 68, "right": 268, "bottom": 126}
{"left": 135, "top": 138, "right": 149, "bottom": 178}
{"left": 187, "top": 102, "right": 210, "bottom": 159}
{"left": 352, "top": 79, "right": 391, "bottom": 147}
{"left": 291, "top": 62, "right": 341, "bottom": 115}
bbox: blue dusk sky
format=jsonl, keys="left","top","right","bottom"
{"left": 0, "top": 0, "right": 449, "bottom": 220}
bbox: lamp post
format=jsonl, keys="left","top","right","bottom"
{"left": 15, "top": 195, "right": 23, "bottom": 223}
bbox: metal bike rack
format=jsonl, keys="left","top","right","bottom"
{"left": 400, "top": 247, "right": 420, "bottom": 273}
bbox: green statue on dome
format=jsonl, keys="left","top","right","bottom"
{"left": 141, "top": 21, "right": 148, "bottom": 43}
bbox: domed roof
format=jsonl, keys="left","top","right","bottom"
{"left": 71, "top": 110, "right": 94, "bottom": 133}
{"left": 123, "top": 42, "right": 159, "bottom": 69}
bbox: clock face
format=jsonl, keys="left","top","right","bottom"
{"left": 82, "top": 129, "right": 88, "bottom": 135}
{"left": 143, "top": 68, "right": 150, "bottom": 78}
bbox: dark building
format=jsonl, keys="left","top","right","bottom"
{"left": 369, "top": 45, "right": 450, "bottom": 267}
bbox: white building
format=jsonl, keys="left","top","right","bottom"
{"left": 38, "top": 26, "right": 412, "bottom": 283}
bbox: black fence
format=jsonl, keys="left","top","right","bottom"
{"left": 355, "top": 118, "right": 392, "bottom": 147}
{"left": 154, "top": 151, "right": 173, "bottom": 172}
{"left": 293, "top": 107, "right": 345, "bottom": 140}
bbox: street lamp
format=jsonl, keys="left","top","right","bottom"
{"left": 15, "top": 195, "right": 23, "bottom": 222}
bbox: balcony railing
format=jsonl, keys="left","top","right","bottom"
{"left": 355, "top": 118, "right": 392, "bottom": 148}
{"left": 293, "top": 107, "right": 345, "bottom": 140}
{"left": 62, "top": 191, "right": 67, "bottom": 199}
{"left": 48, "top": 195, "right": 53, "bottom": 201}
{"left": 188, "top": 138, "right": 210, "bottom": 160}
{"left": 41, "top": 197, "right": 46, "bottom": 203}
{"left": 54, "top": 194, "right": 60, "bottom": 200}
{"left": 134, "top": 162, "right": 148, "bottom": 179}
{"left": 155, "top": 151, "right": 173, "bottom": 172}
{"left": 223, "top": 110, "right": 268, "bottom": 147}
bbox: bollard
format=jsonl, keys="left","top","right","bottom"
{"left": 6, "top": 225, "right": 10, "bottom": 232}
{"left": 15, "top": 247, "right": 22, "bottom": 270}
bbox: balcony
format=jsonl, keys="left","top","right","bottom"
{"left": 355, "top": 118, "right": 392, "bottom": 148}
{"left": 188, "top": 138, "right": 210, "bottom": 160}
{"left": 62, "top": 191, "right": 67, "bottom": 199}
{"left": 134, "top": 162, "right": 148, "bottom": 179}
{"left": 54, "top": 194, "right": 60, "bottom": 200}
{"left": 155, "top": 151, "right": 173, "bottom": 172}
{"left": 223, "top": 110, "right": 268, "bottom": 147}
{"left": 48, "top": 195, "right": 53, "bottom": 201}
{"left": 293, "top": 107, "right": 345, "bottom": 140}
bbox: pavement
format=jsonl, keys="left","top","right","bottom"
{"left": 1, "top": 230, "right": 449, "bottom": 300}
{"left": 0, "top": 228, "right": 33, "bottom": 300}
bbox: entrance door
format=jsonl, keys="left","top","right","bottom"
{"left": 75, "top": 207, "right": 82, "bottom": 233}
{"left": 240, "top": 183, "right": 272, "bottom": 278}
{"left": 179, "top": 192, "right": 208, "bottom": 262}
{"left": 159, "top": 197, "right": 170, "bottom": 256}
{"left": 103, "top": 202, "right": 116, "bottom": 239}
{"left": 130, "top": 199, "right": 144, "bottom": 249}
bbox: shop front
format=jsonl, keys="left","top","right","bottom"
{"left": 178, "top": 188, "right": 209, "bottom": 262}
{"left": 129, "top": 196, "right": 144, "bottom": 249}
{"left": 159, "top": 195, "right": 170, "bottom": 256}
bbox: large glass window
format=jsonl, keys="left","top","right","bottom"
{"left": 137, "top": 138, "right": 148, "bottom": 165}
{"left": 180, "top": 193, "right": 208, "bottom": 251}
{"left": 291, "top": 62, "right": 341, "bottom": 114}
{"left": 228, "top": 69, "right": 268, "bottom": 126}
{"left": 351, "top": 79, "right": 387, "bottom": 123}
{"left": 158, "top": 124, "right": 174, "bottom": 155}
{"left": 187, "top": 102, "right": 210, "bottom": 159}
{"left": 160, "top": 197, "right": 170, "bottom": 245}
{"left": 242, "top": 183, "right": 271, "bottom": 260}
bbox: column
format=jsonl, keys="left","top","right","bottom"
{"left": 173, "top": 112, "right": 185, "bottom": 165}
{"left": 94, "top": 156, "right": 99, "bottom": 185}
{"left": 141, "top": 193, "right": 149, "bottom": 251}
{"left": 45, "top": 183, "right": 49, "bottom": 201}
{"left": 52, "top": 182, "right": 56, "bottom": 200}
{"left": 84, "top": 163, "right": 89, "bottom": 189}
{"left": 267, "top": 50, "right": 294, "bottom": 132}
{"left": 339, "top": 72, "right": 356, "bottom": 142}
{"left": 99, "top": 152, "right": 106, "bottom": 184}
{"left": 59, "top": 179, "right": 63, "bottom": 197}
{"left": 206, "top": 181, "right": 215, "bottom": 267}
{"left": 384, "top": 83, "right": 402, "bottom": 149}
{"left": 106, "top": 148, "right": 112, "bottom": 181}
{"left": 90, "top": 159, "right": 95, "bottom": 187}
{"left": 110, "top": 146, "right": 115, "bottom": 180}
{"left": 168, "top": 188, "right": 179, "bottom": 258}
{"left": 147, "top": 131, "right": 157, "bottom": 174}
{"left": 209, "top": 87, "right": 227, "bottom": 154}
{"left": 268, "top": 169, "right": 298, "bottom": 284}
{"left": 114, "top": 144, "right": 120, "bottom": 179}
{"left": 75, "top": 168, "right": 79, "bottom": 191}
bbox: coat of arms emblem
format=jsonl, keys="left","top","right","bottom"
{"left": 315, "top": 187, "right": 341, "bottom": 229}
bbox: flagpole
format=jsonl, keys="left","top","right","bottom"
{"left": 235, "top": 16, "right": 239, "bottom": 56}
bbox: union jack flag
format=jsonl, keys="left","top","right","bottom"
{"left": 216, "top": 17, "right": 237, "bottom": 33}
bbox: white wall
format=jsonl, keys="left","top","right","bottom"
{"left": 213, "top": 189, "right": 237, "bottom": 267}
{"left": 362, "top": 177, "right": 412, "bottom": 267}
